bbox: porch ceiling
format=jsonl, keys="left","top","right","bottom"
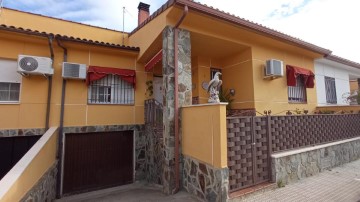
{"left": 141, "top": 30, "right": 249, "bottom": 71}
{"left": 191, "top": 32, "right": 248, "bottom": 58}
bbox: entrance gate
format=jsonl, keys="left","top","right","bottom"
{"left": 227, "top": 116, "right": 271, "bottom": 192}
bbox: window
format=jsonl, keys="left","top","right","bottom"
{"left": 288, "top": 76, "right": 307, "bottom": 103}
{"left": 0, "top": 59, "right": 21, "bottom": 102}
{"left": 210, "top": 68, "right": 221, "bottom": 79}
{"left": 325, "top": 76, "right": 337, "bottom": 104}
{"left": 88, "top": 74, "right": 134, "bottom": 104}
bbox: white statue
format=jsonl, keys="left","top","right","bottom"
{"left": 207, "top": 72, "right": 222, "bottom": 103}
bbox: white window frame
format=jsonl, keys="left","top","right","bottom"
{"left": 0, "top": 59, "right": 22, "bottom": 103}
{"left": 324, "top": 76, "right": 337, "bottom": 104}
{"left": 88, "top": 74, "right": 134, "bottom": 105}
{"left": 288, "top": 76, "right": 307, "bottom": 103}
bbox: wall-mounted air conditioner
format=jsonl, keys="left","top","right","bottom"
{"left": 265, "top": 59, "right": 283, "bottom": 78}
{"left": 17, "top": 55, "right": 54, "bottom": 75}
{"left": 62, "top": 62, "right": 87, "bottom": 80}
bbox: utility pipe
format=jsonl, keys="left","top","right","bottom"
{"left": 55, "top": 37, "right": 67, "bottom": 198}
{"left": 45, "top": 34, "right": 54, "bottom": 130}
{"left": 173, "top": 4, "right": 188, "bottom": 193}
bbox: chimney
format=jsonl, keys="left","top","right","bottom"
{"left": 138, "top": 2, "right": 150, "bottom": 25}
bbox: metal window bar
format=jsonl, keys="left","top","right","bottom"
{"left": 88, "top": 74, "right": 134, "bottom": 104}
{"left": 325, "top": 76, "right": 337, "bottom": 104}
{"left": 288, "top": 76, "right": 307, "bottom": 103}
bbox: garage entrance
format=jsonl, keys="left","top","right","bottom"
{"left": 63, "top": 131, "right": 134, "bottom": 195}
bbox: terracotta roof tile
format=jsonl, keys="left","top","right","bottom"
{"left": 0, "top": 24, "right": 140, "bottom": 51}
{"left": 325, "top": 54, "right": 360, "bottom": 69}
{"left": 4, "top": 7, "right": 126, "bottom": 33}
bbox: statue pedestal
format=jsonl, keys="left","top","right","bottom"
{"left": 208, "top": 87, "right": 220, "bottom": 103}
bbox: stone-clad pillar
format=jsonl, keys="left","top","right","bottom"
{"left": 162, "top": 26, "right": 192, "bottom": 194}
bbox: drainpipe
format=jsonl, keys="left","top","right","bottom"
{"left": 55, "top": 37, "right": 67, "bottom": 198}
{"left": 174, "top": 5, "right": 188, "bottom": 193}
{"left": 45, "top": 34, "right": 54, "bottom": 130}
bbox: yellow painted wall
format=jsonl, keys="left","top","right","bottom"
{"left": 221, "top": 49, "right": 255, "bottom": 109}
{"left": 172, "top": 8, "right": 322, "bottom": 114}
{"left": 0, "top": 30, "right": 146, "bottom": 130}
{"left": 128, "top": 8, "right": 171, "bottom": 61}
{"left": 0, "top": 32, "right": 50, "bottom": 129}
{"left": 0, "top": 8, "right": 126, "bottom": 45}
{"left": 0, "top": 127, "right": 58, "bottom": 202}
{"left": 350, "top": 80, "right": 359, "bottom": 92}
{"left": 192, "top": 56, "right": 223, "bottom": 104}
{"left": 252, "top": 45, "right": 317, "bottom": 115}
{"left": 182, "top": 103, "right": 228, "bottom": 168}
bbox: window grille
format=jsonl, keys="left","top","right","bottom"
{"left": 88, "top": 74, "right": 134, "bottom": 104}
{"left": 0, "top": 82, "right": 20, "bottom": 102}
{"left": 325, "top": 76, "right": 337, "bottom": 104}
{"left": 288, "top": 76, "right": 307, "bottom": 103}
{"left": 210, "top": 68, "right": 221, "bottom": 79}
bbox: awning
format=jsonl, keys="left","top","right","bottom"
{"left": 145, "top": 49, "right": 162, "bottom": 72}
{"left": 86, "top": 66, "right": 136, "bottom": 88}
{"left": 286, "top": 65, "right": 315, "bottom": 88}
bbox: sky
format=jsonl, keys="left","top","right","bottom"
{"left": 1, "top": 0, "right": 359, "bottom": 63}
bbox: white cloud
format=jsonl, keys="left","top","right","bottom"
{"left": 198, "top": 0, "right": 360, "bottom": 63}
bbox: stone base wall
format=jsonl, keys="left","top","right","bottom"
{"left": 145, "top": 124, "right": 164, "bottom": 185}
{"left": 63, "top": 124, "right": 146, "bottom": 181}
{"left": 272, "top": 138, "right": 360, "bottom": 185}
{"left": 0, "top": 128, "right": 45, "bottom": 137}
{"left": 183, "top": 155, "right": 229, "bottom": 202}
{"left": 21, "top": 162, "right": 58, "bottom": 202}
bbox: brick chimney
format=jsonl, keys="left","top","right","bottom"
{"left": 138, "top": 2, "right": 150, "bottom": 25}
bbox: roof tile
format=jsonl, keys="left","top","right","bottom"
{"left": 0, "top": 24, "right": 139, "bottom": 51}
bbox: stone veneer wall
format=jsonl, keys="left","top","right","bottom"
{"left": 272, "top": 137, "right": 360, "bottom": 185}
{"left": 21, "top": 162, "right": 58, "bottom": 202}
{"left": 162, "top": 26, "right": 192, "bottom": 194}
{"left": 183, "top": 155, "right": 229, "bottom": 202}
{"left": 0, "top": 128, "right": 45, "bottom": 137}
{"left": 145, "top": 124, "right": 164, "bottom": 185}
{"left": 63, "top": 124, "right": 146, "bottom": 181}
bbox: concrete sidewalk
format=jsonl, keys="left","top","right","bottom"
{"left": 231, "top": 159, "right": 360, "bottom": 202}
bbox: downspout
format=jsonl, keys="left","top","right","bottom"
{"left": 55, "top": 37, "right": 67, "bottom": 199}
{"left": 46, "top": 34, "right": 54, "bottom": 130}
{"left": 174, "top": 5, "right": 188, "bottom": 193}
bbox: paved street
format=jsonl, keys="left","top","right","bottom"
{"left": 59, "top": 159, "right": 360, "bottom": 202}
{"left": 57, "top": 183, "right": 199, "bottom": 202}
{"left": 232, "top": 159, "right": 360, "bottom": 202}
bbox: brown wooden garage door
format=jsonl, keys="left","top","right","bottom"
{"left": 63, "top": 131, "right": 133, "bottom": 195}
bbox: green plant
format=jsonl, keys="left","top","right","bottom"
{"left": 145, "top": 80, "right": 153, "bottom": 98}
{"left": 294, "top": 108, "right": 302, "bottom": 115}
{"left": 343, "top": 90, "right": 360, "bottom": 105}
{"left": 219, "top": 88, "right": 234, "bottom": 110}
{"left": 316, "top": 110, "right": 335, "bottom": 114}
{"left": 277, "top": 180, "right": 285, "bottom": 188}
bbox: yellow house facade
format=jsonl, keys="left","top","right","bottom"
{"left": 0, "top": 2, "right": 333, "bottom": 130}
{"left": 2, "top": 0, "right": 358, "bottom": 200}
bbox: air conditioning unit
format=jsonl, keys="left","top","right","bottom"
{"left": 17, "top": 55, "right": 53, "bottom": 75}
{"left": 265, "top": 59, "right": 284, "bottom": 78}
{"left": 62, "top": 62, "right": 87, "bottom": 80}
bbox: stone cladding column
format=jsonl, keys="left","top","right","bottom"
{"left": 162, "top": 26, "right": 192, "bottom": 194}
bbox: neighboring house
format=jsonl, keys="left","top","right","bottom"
{"left": 0, "top": 0, "right": 360, "bottom": 200}
{"left": 315, "top": 55, "right": 360, "bottom": 106}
